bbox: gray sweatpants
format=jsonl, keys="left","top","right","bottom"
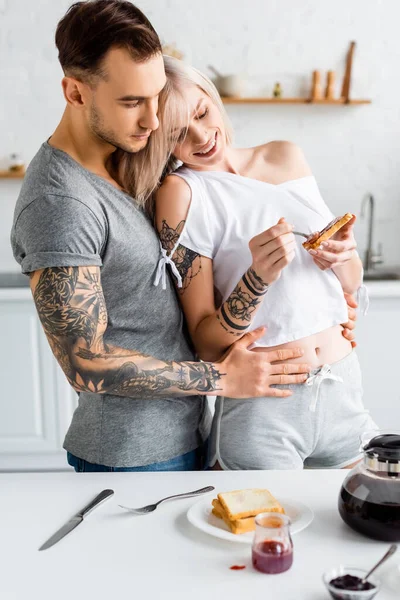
{"left": 210, "top": 351, "right": 377, "bottom": 470}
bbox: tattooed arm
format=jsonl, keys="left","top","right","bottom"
{"left": 155, "top": 177, "right": 296, "bottom": 361}
{"left": 155, "top": 178, "right": 268, "bottom": 360}
{"left": 29, "top": 266, "right": 223, "bottom": 398}
{"left": 30, "top": 265, "right": 308, "bottom": 400}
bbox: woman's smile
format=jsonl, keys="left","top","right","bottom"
{"left": 193, "top": 132, "right": 218, "bottom": 158}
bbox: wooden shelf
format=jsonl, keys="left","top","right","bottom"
{"left": 0, "top": 170, "right": 25, "bottom": 179}
{"left": 221, "top": 97, "right": 371, "bottom": 105}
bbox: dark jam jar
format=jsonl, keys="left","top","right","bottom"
{"left": 330, "top": 574, "right": 375, "bottom": 591}
{"left": 323, "top": 567, "right": 380, "bottom": 600}
{"left": 338, "top": 432, "right": 400, "bottom": 542}
{"left": 251, "top": 513, "right": 293, "bottom": 574}
{"left": 252, "top": 540, "right": 293, "bottom": 574}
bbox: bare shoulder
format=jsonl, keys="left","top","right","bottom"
{"left": 156, "top": 174, "right": 191, "bottom": 206}
{"left": 259, "top": 141, "right": 312, "bottom": 179}
{"left": 155, "top": 174, "right": 192, "bottom": 225}
{"left": 263, "top": 140, "right": 306, "bottom": 162}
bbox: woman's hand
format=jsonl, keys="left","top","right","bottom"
{"left": 341, "top": 292, "right": 358, "bottom": 348}
{"left": 308, "top": 215, "right": 357, "bottom": 271}
{"left": 249, "top": 217, "right": 296, "bottom": 287}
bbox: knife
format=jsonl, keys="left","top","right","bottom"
{"left": 38, "top": 488, "right": 114, "bottom": 551}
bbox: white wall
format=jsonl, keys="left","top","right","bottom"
{"left": 1, "top": 0, "right": 400, "bottom": 271}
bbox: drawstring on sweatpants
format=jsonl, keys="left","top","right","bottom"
{"left": 305, "top": 364, "right": 343, "bottom": 412}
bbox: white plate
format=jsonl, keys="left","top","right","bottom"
{"left": 187, "top": 495, "right": 314, "bottom": 544}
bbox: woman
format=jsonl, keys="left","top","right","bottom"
{"left": 124, "top": 57, "right": 377, "bottom": 470}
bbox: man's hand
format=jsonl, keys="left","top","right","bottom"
{"left": 341, "top": 292, "right": 358, "bottom": 348}
{"left": 217, "top": 327, "right": 311, "bottom": 398}
{"left": 308, "top": 215, "right": 357, "bottom": 271}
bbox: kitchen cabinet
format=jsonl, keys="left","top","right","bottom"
{"left": 0, "top": 288, "right": 77, "bottom": 471}
{"left": 355, "top": 282, "right": 400, "bottom": 430}
{"left": 0, "top": 282, "right": 399, "bottom": 471}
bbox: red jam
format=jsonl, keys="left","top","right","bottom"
{"left": 252, "top": 540, "right": 293, "bottom": 574}
{"left": 328, "top": 575, "right": 376, "bottom": 599}
{"left": 230, "top": 565, "right": 246, "bottom": 570}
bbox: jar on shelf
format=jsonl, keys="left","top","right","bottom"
{"left": 9, "top": 153, "right": 25, "bottom": 173}
{"left": 273, "top": 82, "right": 282, "bottom": 98}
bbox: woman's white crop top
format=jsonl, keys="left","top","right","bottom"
{"left": 156, "top": 167, "right": 357, "bottom": 347}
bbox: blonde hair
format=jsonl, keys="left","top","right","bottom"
{"left": 118, "top": 55, "right": 234, "bottom": 212}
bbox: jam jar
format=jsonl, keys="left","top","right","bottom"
{"left": 251, "top": 512, "right": 293, "bottom": 574}
{"left": 338, "top": 431, "right": 400, "bottom": 541}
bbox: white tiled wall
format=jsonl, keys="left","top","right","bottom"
{"left": 1, "top": 0, "right": 400, "bottom": 270}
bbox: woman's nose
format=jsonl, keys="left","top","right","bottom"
{"left": 190, "top": 124, "right": 208, "bottom": 145}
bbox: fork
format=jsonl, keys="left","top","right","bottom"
{"left": 293, "top": 230, "right": 309, "bottom": 239}
{"left": 118, "top": 485, "right": 215, "bottom": 515}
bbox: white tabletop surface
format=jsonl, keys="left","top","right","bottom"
{"left": 1, "top": 469, "right": 399, "bottom": 600}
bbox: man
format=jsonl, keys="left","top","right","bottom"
{"left": 10, "top": 0, "right": 356, "bottom": 471}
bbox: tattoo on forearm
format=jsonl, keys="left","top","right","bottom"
{"left": 75, "top": 348, "right": 135, "bottom": 361}
{"left": 159, "top": 220, "right": 201, "bottom": 290}
{"left": 248, "top": 267, "right": 269, "bottom": 291}
{"left": 243, "top": 267, "right": 269, "bottom": 297}
{"left": 216, "top": 314, "right": 243, "bottom": 337}
{"left": 217, "top": 270, "right": 269, "bottom": 336}
{"left": 32, "top": 266, "right": 222, "bottom": 398}
{"left": 107, "top": 361, "right": 222, "bottom": 396}
{"left": 218, "top": 283, "right": 260, "bottom": 332}
{"left": 226, "top": 284, "right": 260, "bottom": 322}
{"left": 220, "top": 304, "right": 252, "bottom": 331}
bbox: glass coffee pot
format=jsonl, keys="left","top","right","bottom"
{"left": 338, "top": 430, "right": 400, "bottom": 541}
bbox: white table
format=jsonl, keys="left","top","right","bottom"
{"left": 1, "top": 470, "right": 399, "bottom": 600}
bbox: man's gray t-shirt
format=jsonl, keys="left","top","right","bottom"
{"left": 11, "top": 142, "right": 211, "bottom": 467}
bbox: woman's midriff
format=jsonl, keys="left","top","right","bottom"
{"left": 252, "top": 324, "right": 352, "bottom": 368}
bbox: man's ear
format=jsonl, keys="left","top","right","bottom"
{"left": 61, "top": 76, "right": 90, "bottom": 108}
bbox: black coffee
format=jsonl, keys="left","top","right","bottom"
{"left": 339, "top": 472, "right": 400, "bottom": 542}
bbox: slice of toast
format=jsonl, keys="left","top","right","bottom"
{"left": 211, "top": 499, "right": 256, "bottom": 534}
{"left": 302, "top": 212, "right": 353, "bottom": 251}
{"left": 217, "top": 488, "right": 285, "bottom": 521}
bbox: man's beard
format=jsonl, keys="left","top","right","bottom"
{"left": 89, "top": 103, "right": 146, "bottom": 154}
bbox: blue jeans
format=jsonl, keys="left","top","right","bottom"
{"left": 67, "top": 442, "right": 209, "bottom": 472}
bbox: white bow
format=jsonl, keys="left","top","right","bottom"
{"left": 305, "top": 364, "right": 343, "bottom": 412}
{"left": 154, "top": 247, "right": 183, "bottom": 290}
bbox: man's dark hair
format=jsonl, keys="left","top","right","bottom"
{"left": 55, "top": 0, "right": 162, "bottom": 81}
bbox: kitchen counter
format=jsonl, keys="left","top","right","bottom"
{"left": 1, "top": 272, "right": 400, "bottom": 301}
{"left": 0, "top": 271, "right": 29, "bottom": 288}
{"left": 364, "top": 280, "right": 400, "bottom": 298}
{"left": 0, "top": 271, "right": 30, "bottom": 300}
{"left": 0, "top": 470, "right": 399, "bottom": 600}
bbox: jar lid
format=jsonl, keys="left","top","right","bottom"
{"left": 364, "top": 434, "right": 400, "bottom": 463}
